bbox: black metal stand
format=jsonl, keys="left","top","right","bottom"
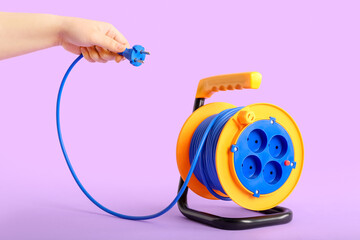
{"left": 176, "top": 98, "right": 293, "bottom": 230}
{"left": 177, "top": 178, "right": 292, "bottom": 230}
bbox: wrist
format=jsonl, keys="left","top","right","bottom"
{"left": 56, "top": 15, "right": 70, "bottom": 47}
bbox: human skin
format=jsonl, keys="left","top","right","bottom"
{"left": 0, "top": 12, "right": 130, "bottom": 63}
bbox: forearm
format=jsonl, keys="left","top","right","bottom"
{"left": 0, "top": 13, "right": 63, "bottom": 60}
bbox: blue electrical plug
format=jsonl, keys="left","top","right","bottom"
{"left": 118, "top": 45, "right": 150, "bottom": 67}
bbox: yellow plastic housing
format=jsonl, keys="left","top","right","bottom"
{"left": 195, "top": 72, "right": 262, "bottom": 98}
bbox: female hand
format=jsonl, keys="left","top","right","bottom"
{"left": 59, "top": 17, "right": 130, "bottom": 63}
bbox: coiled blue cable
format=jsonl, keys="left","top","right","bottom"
{"left": 189, "top": 107, "right": 242, "bottom": 200}
{"left": 56, "top": 54, "right": 229, "bottom": 220}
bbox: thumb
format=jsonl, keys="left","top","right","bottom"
{"left": 91, "top": 33, "right": 126, "bottom": 53}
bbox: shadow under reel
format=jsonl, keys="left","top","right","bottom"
{"left": 176, "top": 72, "right": 304, "bottom": 230}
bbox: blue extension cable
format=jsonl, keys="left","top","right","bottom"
{"left": 189, "top": 107, "right": 242, "bottom": 201}
{"left": 56, "top": 53, "right": 239, "bottom": 220}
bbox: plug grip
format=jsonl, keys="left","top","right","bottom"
{"left": 118, "top": 45, "right": 149, "bottom": 67}
{"left": 195, "top": 72, "right": 262, "bottom": 98}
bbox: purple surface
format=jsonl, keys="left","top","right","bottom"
{"left": 1, "top": 1, "right": 360, "bottom": 239}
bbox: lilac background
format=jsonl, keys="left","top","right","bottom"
{"left": 1, "top": 1, "right": 360, "bottom": 239}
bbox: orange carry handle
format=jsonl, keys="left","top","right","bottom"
{"left": 195, "top": 72, "right": 262, "bottom": 99}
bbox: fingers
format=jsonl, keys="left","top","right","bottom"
{"left": 95, "top": 46, "right": 125, "bottom": 63}
{"left": 89, "top": 46, "right": 107, "bottom": 63}
{"left": 81, "top": 46, "right": 125, "bottom": 63}
{"left": 80, "top": 46, "right": 105, "bottom": 63}
{"left": 80, "top": 47, "right": 95, "bottom": 62}
{"left": 91, "top": 33, "right": 126, "bottom": 53}
{"left": 95, "top": 46, "right": 115, "bottom": 61}
{"left": 106, "top": 27, "right": 130, "bottom": 49}
{"left": 115, "top": 54, "right": 124, "bottom": 63}
{"left": 81, "top": 23, "right": 130, "bottom": 63}
{"left": 104, "top": 27, "right": 129, "bottom": 62}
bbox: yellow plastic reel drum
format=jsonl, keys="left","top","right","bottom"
{"left": 176, "top": 73, "right": 304, "bottom": 211}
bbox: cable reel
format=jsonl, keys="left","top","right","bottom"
{"left": 176, "top": 72, "right": 303, "bottom": 229}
